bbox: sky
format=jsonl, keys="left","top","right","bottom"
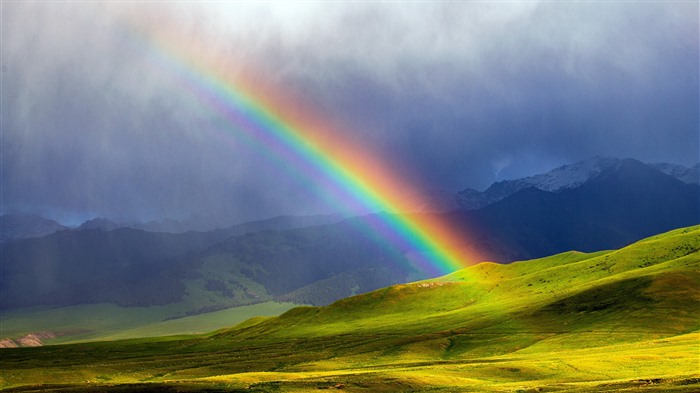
{"left": 1, "top": 1, "right": 698, "bottom": 226}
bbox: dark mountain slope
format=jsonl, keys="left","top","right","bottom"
{"left": 197, "top": 217, "right": 414, "bottom": 297}
{"left": 0, "top": 218, "right": 414, "bottom": 309}
{"left": 463, "top": 158, "right": 699, "bottom": 261}
{"left": 127, "top": 213, "right": 346, "bottom": 233}
{"left": 568, "top": 158, "right": 699, "bottom": 237}
{"left": 456, "top": 156, "right": 699, "bottom": 210}
{"left": 0, "top": 228, "right": 232, "bottom": 308}
{"left": 0, "top": 214, "right": 68, "bottom": 243}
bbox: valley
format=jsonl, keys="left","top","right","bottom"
{"left": 0, "top": 301, "right": 300, "bottom": 345}
{"left": 1, "top": 226, "right": 698, "bottom": 392}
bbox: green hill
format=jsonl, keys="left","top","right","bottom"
{"left": 1, "top": 226, "right": 698, "bottom": 392}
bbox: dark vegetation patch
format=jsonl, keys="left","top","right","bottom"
{"left": 178, "top": 300, "right": 268, "bottom": 318}
{"left": 239, "top": 267, "right": 256, "bottom": 279}
{"left": 536, "top": 276, "right": 655, "bottom": 315}
{"left": 206, "top": 220, "right": 413, "bottom": 297}
{"left": 0, "top": 228, "right": 205, "bottom": 309}
{"left": 28, "top": 268, "right": 187, "bottom": 308}
{"left": 638, "top": 241, "right": 700, "bottom": 268}
{"left": 204, "top": 279, "right": 235, "bottom": 298}
{"left": 578, "top": 377, "right": 700, "bottom": 393}
{"left": 676, "top": 377, "right": 700, "bottom": 386}
{"left": 0, "top": 219, "right": 416, "bottom": 310}
{"left": 0, "top": 383, "right": 248, "bottom": 392}
{"left": 276, "top": 268, "right": 401, "bottom": 305}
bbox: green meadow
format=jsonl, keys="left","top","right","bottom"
{"left": 1, "top": 226, "right": 698, "bottom": 392}
{"left": 0, "top": 301, "right": 300, "bottom": 344}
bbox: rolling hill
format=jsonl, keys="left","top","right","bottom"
{"left": 1, "top": 225, "right": 698, "bottom": 392}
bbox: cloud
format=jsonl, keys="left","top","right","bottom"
{"left": 2, "top": 1, "right": 697, "bottom": 223}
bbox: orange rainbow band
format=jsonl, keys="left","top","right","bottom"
{"left": 118, "top": 10, "right": 476, "bottom": 276}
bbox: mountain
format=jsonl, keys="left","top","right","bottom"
{"left": 456, "top": 156, "right": 699, "bottom": 210}
{"left": 2, "top": 226, "right": 698, "bottom": 392}
{"left": 1, "top": 160, "right": 697, "bottom": 312}
{"left": 0, "top": 227, "right": 236, "bottom": 309}
{"left": 456, "top": 156, "right": 622, "bottom": 210}
{"left": 206, "top": 213, "right": 349, "bottom": 237}
{"left": 126, "top": 213, "right": 347, "bottom": 233}
{"left": 195, "top": 217, "right": 415, "bottom": 302}
{"left": 0, "top": 214, "right": 68, "bottom": 243}
{"left": 459, "top": 158, "right": 700, "bottom": 261}
{"left": 648, "top": 161, "right": 699, "bottom": 184}
{"left": 0, "top": 217, "right": 416, "bottom": 312}
{"left": 76, "top": 217, "right": 123, "bottom": 231}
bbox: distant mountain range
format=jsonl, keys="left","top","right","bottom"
{"left": 0, "top": 214, "right": 68, "bottom": 243}
{"left": 124, "top": 213, "right": 349, "bottom": 234}
{"left": 458, "top": 158, "right": 700, "bottom": 262}
{"left": 375, "top": 157, "right": 698, "bottom": 214}
{"left": 456, "top": 156, "right": 699, "bottom": 211}
{"left": 649, "top": 161, "right": 700, "bottom": 184}
{"left": 3, "top": 157, "right": 696, "bottom": 239}
{"left": 0, "top": 212, "right": 347, "bottom": 243}
{"left": 1, "top": 157, "right": 698, "bottom": 312}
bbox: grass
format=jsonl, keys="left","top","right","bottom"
{"left": 0, "top": 301, "right": 299, "bottom": 344}
{"left": 1, "top": 225, "right": 698, "bottom": 392}
{"left": 0, "top": 250, "right": 285, "bottom": 345}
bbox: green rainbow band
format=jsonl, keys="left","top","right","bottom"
{"left": 126, "top": 20, "right": 468, "bottom": 276}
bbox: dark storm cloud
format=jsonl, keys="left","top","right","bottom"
{"left": 1, "top": 1, "right": 334, "bottom": 224}
{"left": 1, "top": 1, "right": 698, "bottom": 224}
{"left": 219, "top": 1, "right": 697, "bottom": 187}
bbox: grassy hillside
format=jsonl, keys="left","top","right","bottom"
{"left": 1, "top": 226, "right": 698, "bottom": 392}
{"left": 0, "top": 301, "right": 299, "bottom": 345}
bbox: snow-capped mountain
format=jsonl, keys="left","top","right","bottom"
{"left": 648, "top": 162, "right": 699, "bottom": 185}
{"left": 456, "top": 157, "right": 698, "bottom": 211}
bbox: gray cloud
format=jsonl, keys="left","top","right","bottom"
{"left": 2, "top": 1, "right": 698, "bottom": 225}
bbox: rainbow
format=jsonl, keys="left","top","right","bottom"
{"left": 115, "top": 8, "right": 477, "bottom": 276}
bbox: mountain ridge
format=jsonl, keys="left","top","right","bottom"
{"left": 462, "top": 158, "right": 700, "bottom": 261}
{"left": 456, "top": 156, "right": 699, "bottom": 211}
{"left": 1, "top": 158, "right": 697, "bottom": 312}
{"left": 0, "top": 214, "right": 69, "bottom": 243}
{"left": 4, "top": 157, "right": 696, "bottom": 237}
